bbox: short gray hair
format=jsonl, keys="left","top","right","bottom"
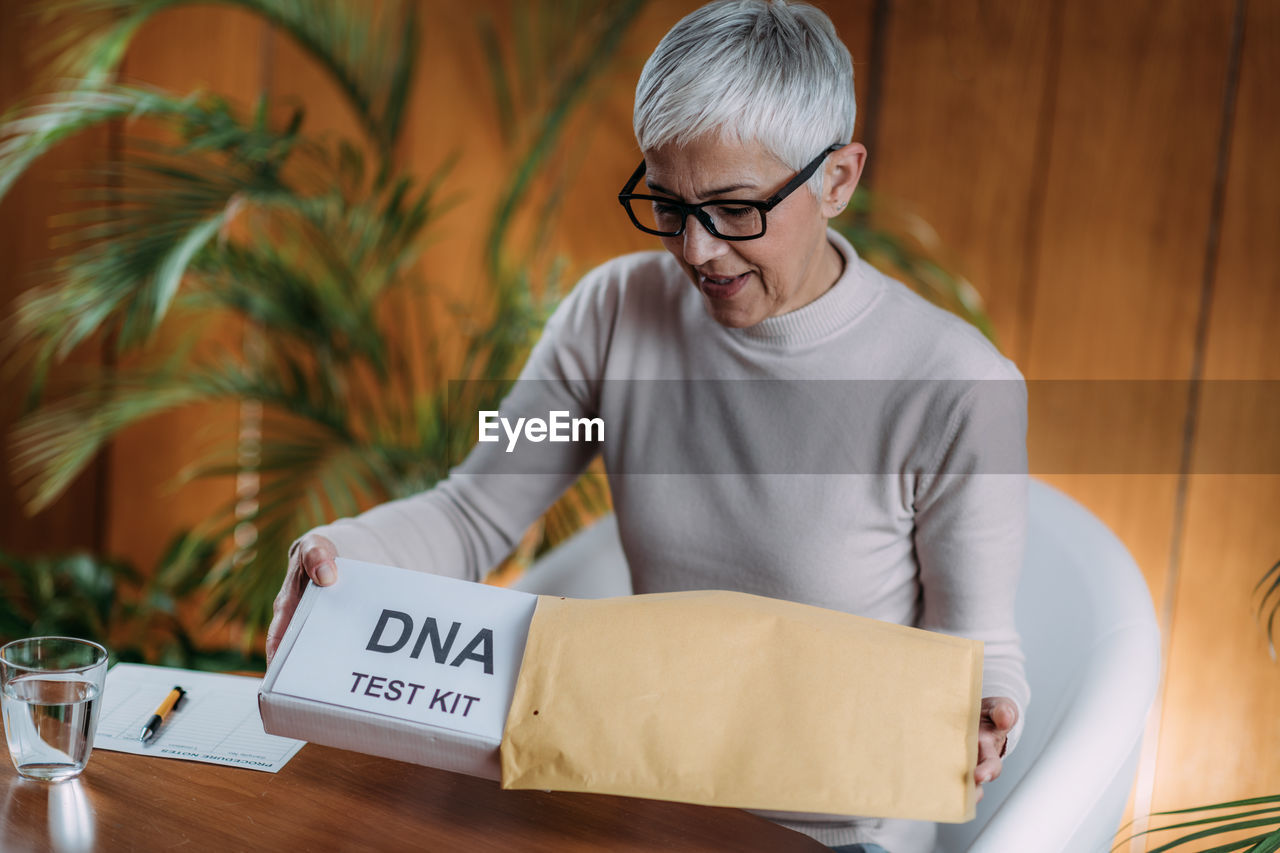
{"left": 633, "top": 0, "right": 856, "bottom": 196}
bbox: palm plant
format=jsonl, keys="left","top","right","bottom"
{"left": 0, "top": 534, "right": 265, "bottom": 669}
{"left": 0, "top": 0, "right": 644, "bottom": 645}
{"left": 1257, "top": 559, "right": 1280, "bottom": 661}
{"left": 834, "top": 193, "right": 995, "bottom": 343}
{"left": 1113, "top": 796, "right": 1280, "bottom": 852}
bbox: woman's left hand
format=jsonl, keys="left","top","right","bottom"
{"left": 974, "top": 696, "right": 1018, "bottom": 802}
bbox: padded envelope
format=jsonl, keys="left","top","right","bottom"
{"left": 500, "top": 589, "right": 983, "bottom": 821}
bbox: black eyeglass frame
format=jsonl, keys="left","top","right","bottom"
{"left": 616, "top": 142, "right": 844, "bottom": 241}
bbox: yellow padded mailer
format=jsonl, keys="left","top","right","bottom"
{"left": 500, "top": 590, "right": 983, "bottom": 822}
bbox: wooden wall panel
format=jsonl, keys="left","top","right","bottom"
{"left": 106, "top": 8, "right": 267, "bottom": 579}
{"left": 869, "top": 1, "right": 1247, "bottom": 846}
{"left": 0, "top": 2, "right": 106, "bottom": 555}
{"left": 1017, "top": 2, "right": 1236, "bottom": 846}
{"left": 1023, "top": 0, "right": 1234, "bottom": 560}
{"left": 870, "top": 0, "right": 1054, "bottom": 361}
{"left": 1020, "top": 0, "right": 1234, "bottom": 687}
{"left": 1024, "top": 0, "right": 1232, "bottom": 382}
{"left": 1152, "top": 0, "right": 1280, "bottom": 832}
{"left": 860, "top": 0, "right": 1206, "bottom": 630}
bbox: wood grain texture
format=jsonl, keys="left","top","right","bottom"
{"left": 0, "top": 722, "right": 827, "bottom": 853}
{"left": 1016, "top": 3, "right": 1236, "bottom": 847}
{"left": 1022, "top": 0, "right": 1232, "bottom": 382}
{"left": 0, "top": 2, "right": 107, "bottom": 555}
{"left": 1152, "top": 477, "right": 1280, "bottom": 818}
{"left": 870, "top": 0, "right": 1054, "bottom": 361}
{"left": 1020, "top": 0, "right": 1234, "bottom": 657}
{"left": 1151, "top": 0, "right": 1280, "bottom": 836}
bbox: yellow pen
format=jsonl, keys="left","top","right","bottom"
{"left": 138, "top": 685, "right": 186, "bottom": 743}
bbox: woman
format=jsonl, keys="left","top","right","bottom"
{"left": 267, "top": 2, "right": 1029, "bottom": 851}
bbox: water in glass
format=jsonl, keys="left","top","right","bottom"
{"left": 2, "top": 673, "right": 102, "bottom": 781}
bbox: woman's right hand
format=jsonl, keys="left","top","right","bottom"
{"left": 266, "top": 533, "right": 339, "bottom": 664}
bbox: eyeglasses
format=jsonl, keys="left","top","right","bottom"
{"left": 617, "top": 143, "right": 842, "bottom": 241}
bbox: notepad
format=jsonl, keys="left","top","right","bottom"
{"left": 94, "top": 663, "right": 304, "bottom": 773}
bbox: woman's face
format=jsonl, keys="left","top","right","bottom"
{"left": 642, "top": 135, "right": 857, "bottom": 328}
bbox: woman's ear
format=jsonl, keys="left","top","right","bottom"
{"left": 820, "top": 142, "right": 867, "bottom": 218}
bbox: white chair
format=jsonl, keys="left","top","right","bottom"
{"left": 513, "top": 479, "right": 1163, "bottom": 853}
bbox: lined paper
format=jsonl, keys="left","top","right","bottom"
{"left": 95, "top": 663, "right": 304, "bottom": 773}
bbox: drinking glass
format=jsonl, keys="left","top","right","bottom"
{"left": 0, "top": 637, "right": 108, "bottom": 782}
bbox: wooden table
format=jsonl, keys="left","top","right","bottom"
{"left": 0, "top": 714, "right": 828, "bottom": 852}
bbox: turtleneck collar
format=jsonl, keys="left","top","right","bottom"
{"left": 728, "top": 228, "right": 882, "bottom": 346}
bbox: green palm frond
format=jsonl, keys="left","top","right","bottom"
{"left": 0, "top": 535, "right": 253, "bottom": 669}
{"left": 42, "top": 0, "right": 418, "bottom": 158}
{"left": 464, "top": 0, "right": 647, "bottom": 390}
{"left": 194, "top": 465, "right": 377, "bottom": 626}
{"left": 0, "top": 548, "right": 130, "bottom": 643}
{"left": 0, "top": 84, "right": 202, "bottom": 201}
{"left": 10, "top": 369, "right": 215, "bottom": 513}
{"left": 189, "top": 168, "right": 452, "bottom": 374}
{"left": 835, "top": 189, "right": 997, "bottom": 346}
{"left": 7, "top": 103, "right": 451, "bottom": 397}
{"left": 482, "top": 0, "right": 647, "bottom": 279}
{"left": 10, "top": 342, "right": 384, "bottom": 514}
{"left": 1113, "top": 795, "right": 1280, "bottom": 852}
{"left": 3, "top": 97, "right": 307, "bottom": 380}
{"left": 1255, "top": 559, "right": 1280, "bottom": 660}
{"left": 173, "top": 405, "right": 455, "bottom": 627}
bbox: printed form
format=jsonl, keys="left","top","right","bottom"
{"left": 95, "top": 663, "right": 304, "bottom": 772}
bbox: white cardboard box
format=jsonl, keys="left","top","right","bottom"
{"left": 258, "top": 558, "right": 538, "bottom": 779}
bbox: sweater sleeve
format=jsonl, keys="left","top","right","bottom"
{"left": 299, "top": 269, "right": 614, "bottom": 582}
{"left": 911, "top": 368, "right": 1031, "bottom": 757}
